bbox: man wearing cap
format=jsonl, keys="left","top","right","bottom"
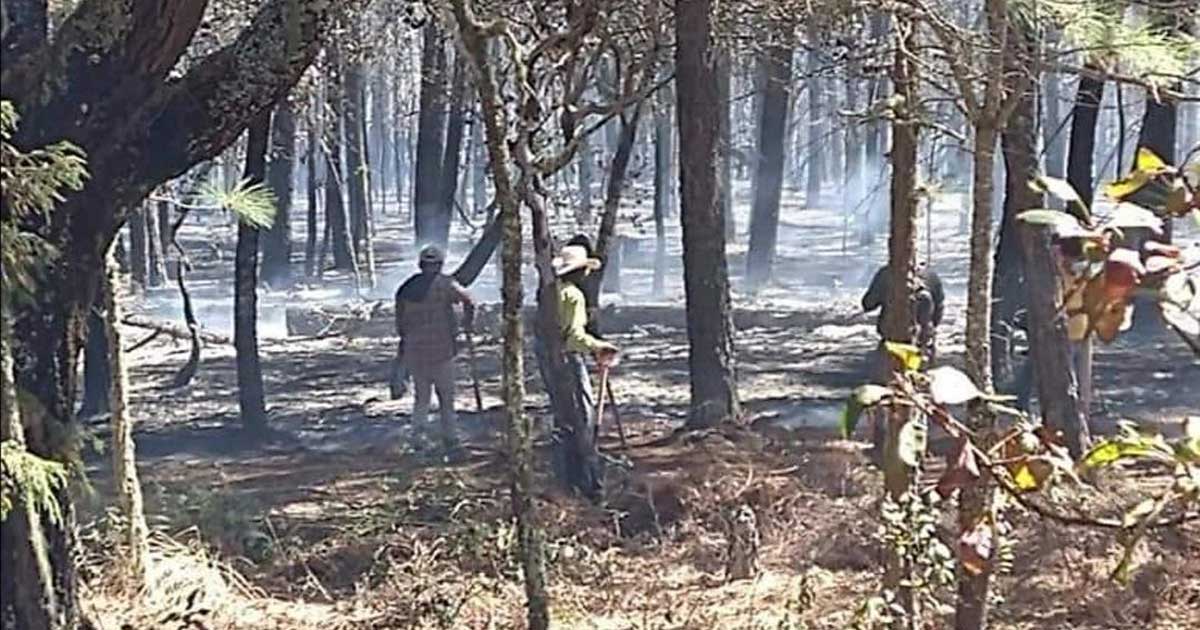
{"left": 395, "top": 245, "right": 476, "bottom": 450}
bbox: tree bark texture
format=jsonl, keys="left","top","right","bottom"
{"left": 127, "top": 207, "right": 148, "bottom": 289}
{"left": 264, "top": 98, "right": 296, "bottom": 289}
{"left": 0, "top": 3, "right": 347, "bottom": 623}
{"left": 451, "top": 2, "right": 549, "bottom": 626}
{"left": 305, "top": 103, "right": 320, "bottom": 278}
{"left": 594, "top": 108, "right": 642, "bottom": 298}
{"left": 805, "top": 24, "right": 823, "bottom": 207}
{"left": 437, "top": 56, "right": 469, "bottom": 250}
{"left": 746, "top": 38, "right": 793, "bottom": 290}
{"left": 235, "top": 114, "right": 270, "bottom": 431}
{"left": 323, "top": 45, "right": 358, "bottom": 273}
{"left": 414, "top": 22, "right": 448, "bottom": 246}
{"left": 79, "top": 307, "right": 111, "bottom": 418}
{"left": 717, "top": 52, "right": 735, "bottom": 241}
{"left": 101, "top": 253, "right": 150, "bottom": 587}
{"left": 145, "top": 201, "right": 166, "bottom": 288}
{"left": 654, "top": 90, "right": 670, "bottom": 296}
{"left": 344, "top": 49, "right": 375, "bottom": 288}
{"left": 883, "top": 8, "right": 921, "bottom": 627}
{"left": 676, "top": 0, "right": 740, "bottom": 429}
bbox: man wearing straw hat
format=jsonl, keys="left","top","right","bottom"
{"left": 536, "top": 244, "right": 619, "bottom": 491}
{"left": 395, "top": 245, "right": 476, "bottom": 450}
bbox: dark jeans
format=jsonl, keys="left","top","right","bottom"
{"left": 534, "top": 340, "right": 601, "bottom": 496}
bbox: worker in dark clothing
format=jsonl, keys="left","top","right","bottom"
{"left": 395, "top": 245, "right": 476, "bottom": 450}
{"left": 861, "top": 263, "right": 945, "bottom": 363}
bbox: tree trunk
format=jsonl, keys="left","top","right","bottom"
{"left": 324, "top": 46, "right": 358, "bottom": 274}
{"left": 1009, "top": 71, "right": 1090, "bottom": 460}
{"left": 101, "top": 253, "right": 150, "bottom": 587}
{"left": 677, "top": 0, "right": 740, "bottom": 429}
{"left": 654, "top": 90, "right": 670, "bottom": 296}
{"left": 305, "top": 102, "right": 320, "bottom": 278}
{"left": 263, "top": 98, "right": 296, "bottom": 289}
{"left": 1, "top": 3, "right": 343, "bottom": 623}
{"left": 145, "top": 201, "right": 166, "bottom": 288}
{"left": 718, "top": 52, "right": 735, "bottom": 241}
{"left": 594, "top": 108, "right": 643, "bottom": 299}
{"left": 1067, "top": 75, "right": 1105, "bottom": 209}
{"left": 473, "top": 114, "right": 488, "bottom": 216}
{"left": 745, "top": 38, "right": 793, "bottom": 290}
{"left": 414, "top": 23, "right": 448, "bottom": 246}
{"left": 805, "top": 25, "right": 823, "bottom": 207}
{"left": 345, "top": 50, "right": 375, "bottom": 288}
{"left": 882, "top": 8, "right": 921, "bottom": 627}
{"left": 235, "top": 114, "right": 270, "bottom": 432}
{"left": 438, "top": 56, "right": 469, "bottom": 250}
{"left": 450, "top": 2, "right": 549, "bottom": 625}
{"left": 371, "top": 64, "right": 391, "bottom": 214}
{"left": 127, "top": 206, "right": 148, "bottom": 289}
{"left": 79, "top": 307, "right": 111, "bottom": 418}
{"left": 1066, "top": 72, "right": 1103, "bottom": 420}
{"left": 1043, "top": 71, "right": 1066, "bottom": 178}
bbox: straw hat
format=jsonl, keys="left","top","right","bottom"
{"left": 551, "top": 245, "right": 601, "bottom": 277}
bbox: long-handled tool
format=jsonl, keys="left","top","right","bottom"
{"left": 464, "top": 330, "right": 484, "bottom": 413}
{"left": 594, "top": 364, "right": 628, "bottom": 450}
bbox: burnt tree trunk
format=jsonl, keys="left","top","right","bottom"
{"left": 438, "top": 56, "right": 469, "bottom": 249}
{"left": 450, "top": 2, "right": 550, "bottom": 625}
{"left": 654, "top": 88, "right": 670, "bottom": 296}
{"left": 344, "top": 49, "right": 375, "bottom": 287}
{"left": 745, "top": 37, "right": 793, "bottom": 290}
{"left": 371, "top": 64, "right": 391, "bottom": 214}
{"left": 324, "top": 45, "right": 358, "bottom": 273}
{"left": 414, "top": 23, "right": 448, "bottom": 246}
{"left": 717, "top": 52, "right": 735, "bottom": 241}
{"left": 79, "top": 306, "right": 111, "bottom": 418}
{"left": 594, "top": 108, "right": 643, "bottom": 299}
{"left": 263, "top": 98, "right": 296, "bottom": 289}
{"left": 0, "top": 3, "right": 341, "bottom": 624}
{"left": 145, "top": 201, "right": 166, "bottom": 288}
{"left": 804, "top": 24, "right": 823, "bottom": 207}
{"left": 234, "top": 114, "right": 270, "bottom": 432}
{"left": 305, "top": 101, "right": 320, "bottom": 278}
{"left": 127, "top": 206, "right": 148, "bottom": 289}
{"left": 1066, "top": 72, "right": 1104, "bottom": 421}
{"left": 677, "top": 0, "right": 740, "bottom": 429}
{"left": 1013, "top": 77, "right": 1090, "bottom": 458}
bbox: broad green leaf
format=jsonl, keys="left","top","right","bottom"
{"left": 928, "top": 366, "right": 984, "bottom": 405}
{"left": 1104, "top": 204, "right": 1163, "bottom": 234}
{"left": 883, "top": 341, "right": 922, "bottom": 371}
{"left": 897, "top": 416, "right": 928, "bottom": 468}
{"left": 1081, "top": 434, "right": 1166, "bottom": 469}
{"left": 840, "top": 385, "right": 892, "bottom": 438}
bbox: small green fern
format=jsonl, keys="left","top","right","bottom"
{"left": 0, "top": 440, "right": 68, "bottom": 525}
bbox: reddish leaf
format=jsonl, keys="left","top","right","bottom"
{"left": 959, "top": 519, "right": 994, "bottom": 576}
{"left": 936, "top": 439, "right": 981, "bottom": 499}
{"left": 1143, "top": 241, "right": 1181, "bottom": 259}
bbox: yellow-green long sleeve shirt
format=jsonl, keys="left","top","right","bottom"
{"left": 559, "top": 283, "right": 610, "bottom": 354}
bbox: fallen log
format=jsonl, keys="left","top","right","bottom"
{"left": 122, "top": 315, "right": 231, "bottom": 345}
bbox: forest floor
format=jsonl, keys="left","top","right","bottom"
{"left": 78, "top": 183, "right": 1200, "bottom": 629}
